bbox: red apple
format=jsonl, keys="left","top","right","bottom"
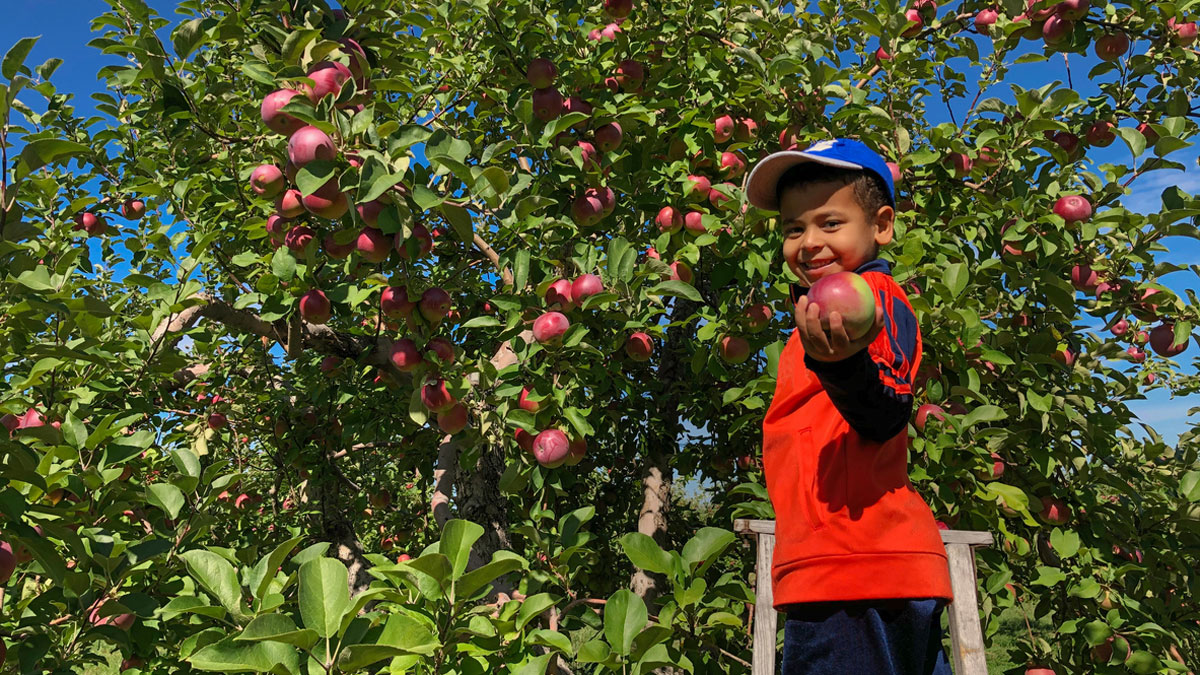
{"left": 207, "top": 412, "right": 228, "bottom": 430}
{"left": 518, "top": 387, "right": 541, "bottom": 412}
{"left": 685, "top": 175, "right": 711, "bottom": 202}
{"left": 395, "top": 223, "right": 433, "bottom": 260}
{"left": 532, "top": 429, "right": 570, "bottom": 468}
{"left": 594, "top": 122, "right": 623, "bottom": 152}
{"left": 1150, "top": 322, "right": 1187, "bottom": 357}
{"left": 299, "top": 289, "right": 331, "bottom": 324}
{"left": 1111, "top": 318, "right": 1129, "bottom": 336}
{"left": 806, "top": 271, "right": 877, "bottom": 339}
{"left": 288, "top": 126, "right": 336, "bottom": 167}
{"left": 276, "top": 189, "right": 304, "bottom": 218}
{"left": 260, "top": 89, "right": 305, "bottom": 136}
{"left": 284, "top": 225, "right": 315, "bottom": 252}
{"left": 1071, "top": 264, "right": 1099, "bottom": 292}
{"left": 425, "top": 337, "right": 455, "bottom": 365}
{"left": 656, "top": 206, "right": 682, "bottom": 233}
{"left": 874, "top": 47, "right": 892, "bottom": 63}
{"left": 684, "top": 210, "right": 705, "bottom": 235}
{"left": 0, "top": 541, "right": 16, "bottom": 585}
{"left": 544, "top": 279, "right": 576, "bottom": 311}
{"left": 571, "top": 274, "right": 603, "bottom": 305}
{"left": 121, "top": 199, "right": 145, "bottom": 220}
{"left": 1042, "top": 15, "right": 1073, "bottom": 44}
{"left": 625, "top": 332, "right": 654, "bottom": 361}
{"left": 419, "top": 287, "right": 451, "bottom": 323}
{"left": 1053, "top": 195, "right": 1091, "bottom": 224}
{"left": 356, "top": 227, "right": 391, "bottom": 263}
{"left": 533, "top": 311, "right": 570, "bottom": 344}
{"left": 531, "top": 87, "right": 563, "bottom": 121}
{"left": 526, "top": 58, "right": 556, "bottom": 89}
{"left": 74, "top": 212, "right": 109, "bottom": 237}
{"left": 564, "top": 96, "right": 593, "bottom": 130}
{"left": 719, "top": 336, "right": 751, "bottom": 364}
{"left": 604, "top": 0, "right": 633, "bottom": 19}
{"left": 515, "top": 428, "right": 535, "bottom": 452}
{"left": 615, "top": 60, "right": 645, "bottom": 91}
{"left": 945, "top": 152, "right": 972, "bottom": 178}
{"left": 669, "top": 261, "right": 693, "bottom": 284}
{"left": 915, "top": 404, "right": 945, "bottom": 432}
{"left": 1038, "top": 496, "right": 1069, "bottom": 525}
{"left": 381, "top": 286, "right": 416, "bottom": 318}
{"left": 438, "top": 404, "right": 468, "bottom": 434}
{"left": 901, "top": 8, "right": 924, "bottom": 38}
{"left": 1086, "top": 120, "right": 1116, "bottom": 146}
{"left": 421, "top": 379, "right": 456, "bottom": 413}
{"left": 390, "top": 339, "right": 423, "bottom": 372}
{"left": 1169, "top": 17, "right": 1199, "bottom": 45}
{"left": 577, "top": 141, "right": 600, "bottom": 170}
{"left": 356, "top": 199, "right": 387, "bottom": 228}
{"left": 720, "top": 151, "right": 747, "bottom": 179}
{"left": 1137, "top": 122, "right": 1159, "bottom": 145}
{"left": 744, "top": 303, "right": 772, "bottom": 332}
{"left": 564, "top": 436, "right": 587, "bottom": 466}
{"left": 571, "top": 192, "right": 604, "bottom": 227}
{"left": 302, "top": 179, "right": 349, "bottom": 220}
{"left": 1094, "top": 32, "right": 1129, "bottom": 61}
{"left": 734, "top": 117, "right": 758, "bottom": 142}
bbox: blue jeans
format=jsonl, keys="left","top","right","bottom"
{"left": 780, "top": 599, "right": 954, "bottom": 675}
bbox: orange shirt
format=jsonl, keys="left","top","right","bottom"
{"left": 762, "top": 259, "right": 952, "bottom": 609}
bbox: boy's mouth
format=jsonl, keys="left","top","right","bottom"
{"left": 802, "top": 258, "right": 837, "bottom": 273}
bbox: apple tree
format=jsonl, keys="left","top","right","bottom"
{"left": 0, "top": 0, "right": 1199, "bottom": 673}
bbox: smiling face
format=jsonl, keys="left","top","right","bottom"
{"left": 780, "top": 178, "right": 895, "bottom": 286}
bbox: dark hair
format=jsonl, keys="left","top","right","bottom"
{"left": 774, "top": 163, "right": 892, "bottom": 218}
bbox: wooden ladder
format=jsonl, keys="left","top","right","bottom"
{"left": 733, "top": 519, "right": 993, "bottom": 675}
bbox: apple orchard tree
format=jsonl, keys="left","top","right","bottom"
{"left": 1, "top": 0, "right": 1199, "bottom": 672}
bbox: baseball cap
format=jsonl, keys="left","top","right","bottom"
{"left": 744, "top": 138, "right": 895, "bottom": 212}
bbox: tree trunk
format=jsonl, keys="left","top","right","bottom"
{"left": 309, "top": 467, "right": 374, "bottom": 595}
{"left": 630, "top": 298, "right": 696, "bottom": 608}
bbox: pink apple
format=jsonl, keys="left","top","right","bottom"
{"left": 1053, "top": 195, "right": 1091, "bottom": 224}
{"left": 250, "top": 165, "right": 285, "bottom": 198}
{"left": 1070, "top": 264, "right": 1099, "bottom": 292}
{"left": 288, "top": 126, "right": 336, "bottom": 167}
{"left": 571, "top": 274, "right": 603, "bottom": 305}
{"left": 356, "top": 199, "right": 387, "bottom": 227}
{"left": 356, "top": 227, "right": 391, "bottom": 263}
{"left": 564, "top": 436, "right": 587, "bottom": 466}
{"left": 682, "top": 210, "right": 705, "bottom": 235}
{"left": 532, "top": 429, "right": 570, "bottom": 468}
{"left": 713, "top": 115, "right": 735, "bottom": 143}
{"left": 207, "top": 413, "right": 228, "bottom": 430}
{"left": 302, "top": 179, "right": 349, "bottom": 219}
{"left": 886, "top": 161, "right": 902, "bottom": 183}
{"left": 901, "top": 8, "right": 924, "bottom": 38}
{"left": 1038, "top": 496, "right": 1069, "bottom": 525}
{"left": 594, "top": 122, "right": 623, "bottom": 152}
{"left": 1053, "top": 347, "right": 1075, "bottom": 367}
{"left": 874, "top": 46, "right": 893, "bottom": 63}
{"left": 807, "top": 271, "right": 877, "bottom": 339}
{"left": 685, "top": 175, "right": 711, "bottom": 201}
{"left": 945, "top": 152, "right": 972, "bottom": 178}
{"left": 276, "top": 189, "right": 304, "bottom": 218}
{"left": 1169, "top": 17, "right": 1199, "bottom": 45}
{"left": 395, "top": 223, "right": 433, "bottom": 260}
{"left": 419, "top": 287, "right": 451, "bottom": 323}
{"left": 744, "top": 304, "right": 772, "bottom": 332}
{"left": 531, "top": 87, "right": 563, "bottom": 121}
{"left": 526, "top": 58, "right": 556, "bottom": 89}
{"left": 625, "top": 332, "right": 654, "bottom": 361}
{"left": 578, "top": 141, "right": 600, "bottom": 170}
{"left": 720, "top": 151, "right": 747, "bottom": 179}
{"left": 571, "top": 192, "right": 604, "bottom": 227}
{"left": 669, "top": 261, "right": 693, "bottom": 284}
{"left": 1111, "top": 318, "right": 1129, "bottom": 336}
{"left": 303, "top": 61, "right": 352, "bottom": 103}
{"left": 299, "top": 289, "right": 331, "bottom": 324}
{"left": 564, "top": 96, "right": 593, "bottom": 130}
{"left": 284, "top": 225, "right": 315, "bottom": 252}
{"left": 974, "top": 8, "right": 999, "bottom": 34}
{"left": 74, "top": 212, "right": 108, "bottom": 236}
{"left": 532, "top": 311, "right": 570, "bottom": 344}
{"left": 519, "top": 387, "right": 541, "bottom": 412}
{"left": 1042, "top": 15, "right": 1073, "bottom": 44}
{"left": 734, "top": 117, "right": 758, "bottom": 142}
{"left": 260, "top": 89, "right": 305, "bottom": 136}
{"left": 656, "top": 206, "right": 683, "bottom": 233}
{"left": 381, "top": 287, "right": 416, "bottom": 317}
{"left": 604, "top": 0, "right": 633, "bottom": 19}
{"left": 544, "top": 279, "right": 576, "bottom": 311}
{"left": 390, "top": 338, "right": 423, "bottom": 372}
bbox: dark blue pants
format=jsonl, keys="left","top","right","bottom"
{"left": 780, "top": 599, "right": 953, "bottom": 675}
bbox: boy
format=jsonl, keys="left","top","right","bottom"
{"left": 744, "top": 138, "right": 954, "bottom": 675}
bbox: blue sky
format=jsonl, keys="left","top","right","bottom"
{"left": 3, "top": 1, "right": 1196, "bottom": 447}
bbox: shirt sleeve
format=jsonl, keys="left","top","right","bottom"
{"left": 803, "top": 281, "right": 919, "bottom": 443}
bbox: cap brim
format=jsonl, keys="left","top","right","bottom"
{"left": 743, "top": 151, "right": 864, "bottom": 211}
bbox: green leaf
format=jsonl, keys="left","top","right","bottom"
{"left": 147, "top": 483, "right": 185, "bottom": 520}
{"left": 1116, "top": 126, "right": 1147, "bottom": 158}
{"left": 295, "top": 160, "right": 336, "bottom": 196}
{"left": 3, "top": 37, "right": 39, "bottom": 80}
{"left": 15, "top": 139, "right": 88, "bottom": 179}
{"left": 439, "top": 203, "right": 473, "bottom": 242}
{"left": 159, "top": 596, "right": 226, "bottom": 621}
{"left": 172, "top": 18, "right": 209, "bottom": 59}
{"left": 281, "top": 29, "right": 321, "bottom": 65}
{"left": 249, "top": 536, "right": 305, "bottom": 601}
{"left": 456, "top": 551, "right": 525, "bottom": 600}
{"left": 619, "top": 533, "right": 674, "bottom": 575}
{"left": 475, "top": 166, "right": 510, "bottom": 196}
{"left": 515, "top": 592, "right": 558, "bottom": 631}
{"left": 944, "top": 263, "right": 968, "bottom": 298}
{"left": 337, "top": 610, "right": 439, "bottom": 669}
{"left": 439, "top": 519, "right": 484, "bottom": 580}
{"left": 271, "top": 248, "right": 296, "bottom": 282}
{"left": 187, "top": 635, "right": 300, "bottom": 673}
{"left": 1181, "top": 471, "right": 1200, "bottom": 502}
{"left": 1049, "top": 528, "right": 1080, "bottom": 558}
{"left": 60, "top": 412, "right": 86, "bottom": 450}
{"left": 1083, "top": 619, "right": 1113, "bottom": 646}
{"left": 963, "top": 405, "right": 1006, "bottom": 427}
{"left": 681, "top": 527, "right": 735, "bottom": 575}
{"left": 235, "top": 614, "right": 318, "bottom": 649}
{"left": 298, "top": 558, "right": 350, "bottom": 638}
{"left": 646, "top": 280, "right": 701, "bottom": 303}
{"left": 577, "top": 640, "right": 611, "bottom": 663}
{"left": 527, "top": 629, "right": 573, "bottom": 653}
{"left": 604, "top": 589, "right": 647, "bottom": 656}
{"left": 179, "top": 550, "right": 246, "bottom": 621}
{"left": 562, "top": 407, "right": 595, "bottom": 439}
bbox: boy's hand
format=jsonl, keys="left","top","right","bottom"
{"left": 794, "top": 296, "right": 885, "bottom": 362}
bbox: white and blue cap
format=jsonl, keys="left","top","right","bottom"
{"left": 744, "top": 138, "right": 895, "bottom": 212}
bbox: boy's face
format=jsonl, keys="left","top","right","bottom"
{"left": 779, "top": 178, "right": 895, "bottom": 287}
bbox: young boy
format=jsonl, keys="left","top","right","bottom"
{"left": 744, "top": 138, "right": 954, "bottom": 674}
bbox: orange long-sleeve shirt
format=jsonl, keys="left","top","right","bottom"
{"left": 762, "top": 258, "right": 952, "bottom": 609}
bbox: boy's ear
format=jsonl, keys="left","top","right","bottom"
{"left": 874, "top": 205, "right": 896, "bottom": 247}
